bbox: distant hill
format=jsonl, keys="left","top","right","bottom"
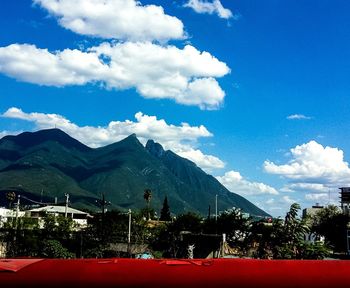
{"left": 0, "top": 129, "right": 270, "bottom": 217}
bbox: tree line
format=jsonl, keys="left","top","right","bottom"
{"left": 1, "top": 198, "right": 349, "bottom": 259}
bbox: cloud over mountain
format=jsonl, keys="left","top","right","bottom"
{"left": 2, "top": 107, "right": 224, "bottom": 170}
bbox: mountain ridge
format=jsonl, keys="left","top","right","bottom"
{"left": 0, "top": 129, "right": 270, "bottom": 217}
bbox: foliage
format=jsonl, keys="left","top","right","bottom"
{"left": 143, "top": 189, "right": 152, "bottom": 220}
{"left": 139, "top": 207, "right": 155, "bottom": 220}
{"left": 41, "top": 239, "right": 75, "bottom": 258}
{"left": 298, "top": 241, "right": 331, "bottom": 259}
{"left": 6, "top": 191, "right": 16, "bottom": 208}
{"left": 309, "top": 205, "right": 349, "bottom": 253}
{"left": 151, "top": 212, "right": 203, "bottom": 258}
{"left": 160, "top": 196, "right": 171, "bottom": 221}
{"left": 143, "top": 189, "right": 152, "bottom": 203}
{"left": 252, "top": 203, "right": 330, "bottom": 259}
{"left": 82, "top": 209, "right": 154, "bottom": 257}
{"left": 271, "top": 203, "right": 309, "bottom": 259}
{"left": 2, "top": 217, "right": 41, "bottom": 257}
{"left": 42, "top": 214, "right": 75, "bottom": 241}
{"left": 1, "top": 214, "right": 76, "bottom": 258}
{"left": 0, "top": 202, "right": 337, "bottom": 259}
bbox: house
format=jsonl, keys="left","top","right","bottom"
{"left": 26, "top": 205, "right": 91, "bottom": 228}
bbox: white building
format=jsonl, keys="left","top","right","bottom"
{"left": 0, "top": 207, "right": 25, "bottom": 228}
{"left": 302, "top": 204, "right": 325, "bottom": 243}
{"left": 26, "top": 205, "right": 91, "bottom": 228}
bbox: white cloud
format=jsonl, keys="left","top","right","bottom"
{"left": 265, "top": 141, "right": 350, "bottom": 208}
{"left": 179, "top": 149, "right": 224, "bottom": 171}
{"left": 280, "top": 183, "right": 329, "bottom": 193}
{"left": 184, "top": 0, "right": 233, "bottom": 19}
{"left": 264, "top": 141, "right": 350, "bottom": 186}
{"left": 261, "top": 195, "right": 303, "bottom": 217}
{"left": 287, "top": 114, "right": 312, "bottom": 120}
{"left": 0, "top": 130, "right": 22, "bottom": 139}
{"left": 305, "top": 193, "right": 329, "bottom": 202}
{"left": 34, "top": 0, "right": 185, "bottom": 42}
{"left": 282, "top": 195, "right": 296, "bottom": 204}
{"left": 0, "top": 43, "right": 229, "bottom": 110}
{"left": 0, "top": 44, "right": 104, "bottom": 86}
{"left": 265, "top": 198, "right": 275, "bottom": 205}
{"left": 216, "top": 170, "right": 278, "bottom": 196}
{"left": 1, "top": 107, "right": 225, "bottom": 171}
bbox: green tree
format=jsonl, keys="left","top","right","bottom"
{"left": 41, "top": 214, "right": 76, "bottom": 257}
{"left": 160, "top": 196, "right": 171, "bottom": 221}
{"left": 203, "top": 208, "right": 252, "bottom": 254}
{"left": 41, "top": 239, "right": 74, "bottom": 258}
{"left": 3, "top": 217, "right": 41, "bottom": 257}
{"left": 269, "top": 203, "right": 330, "bottom": 259}
{"left": 310, "top": 205, "right": 349, "bottom": 253}
{"left": 143, "top": 189, "right": 152, "bottom": 220}
{"left": 151, "top": 212, "right": 203, "bottom": 258}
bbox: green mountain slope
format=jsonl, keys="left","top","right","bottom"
{"left": 0, "top": 129, "right": 270, "bottom": 216}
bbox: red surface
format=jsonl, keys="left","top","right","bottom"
{"left": 0, "top": 258, "right": 350, "bottom": 288}
{"left": 0, "top": 259, "right": 43, "bottom": 272}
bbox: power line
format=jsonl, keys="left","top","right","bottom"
{"left": 20, "top": 195, "right": 63, "bottom": 206}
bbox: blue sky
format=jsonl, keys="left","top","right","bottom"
{"left": 1, "top": 0, "right": 350, "bottom": 216}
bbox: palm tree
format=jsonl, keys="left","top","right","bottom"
{"left": 6, "top": 191, "right": 16, "bottom": 209}
{"left": 143, "top": 189, "right": 152, "bottom": 220}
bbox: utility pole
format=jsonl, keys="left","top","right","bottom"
{"left": 15, "top": 195, "right": 20, "bottom": 229}
{"left": 221, "top": 233, "right": 226, "bottom": 257}
{"left": 215, "top": 194, "right": 218, "bottom": 222}
{"left": 64, "top": 193, "right": 69, "bottom": 218}
{"left": 128, "top": 209, "right": 132, "bottom": 257}
{"left": 96, "top": 193, "right": 110, "bottom": 242}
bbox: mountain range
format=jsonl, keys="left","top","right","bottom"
{"left": 0, "top": 129, "right": 269, "bottom": 217}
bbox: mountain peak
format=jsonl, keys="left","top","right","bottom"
{"left": 0, "top": 128, "right": 91, "bottom": 152}
{"left": 122, "top": 133, "right": 141, "bottom": 143}
{"left": 145, "top": 139, "right": 165, "bottom": 158}
{"left": 113, "top": 133, "right": 144, "bottom": 150}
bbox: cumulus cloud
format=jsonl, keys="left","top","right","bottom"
{"left": 184, "top": 0, "right": 234, "bottom": 19}
{"left": 216, "top": 170, "right": 278, "bottom": 196}
{"left": 0, "top": 43, "right": 229, "bottom": 109}
{"left": 179, "top": 149, "right": 224, "bottom": 171}
{"left": 287, "top": 114, "right": 312, "bottom": 120}
{"left": 264, "top": 141, "right": 350, "bottom": 185}
{"left": 264, "top": 141, "right": 350, "bottom": 207}
{"left": 34, "top": 0, "right": 185, "bottom": 42}
{"left": 1, "top": 107, "right": 225, "bottom": 171}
